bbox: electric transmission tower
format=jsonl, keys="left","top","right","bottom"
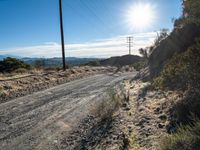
{"left": 127, "top": 36, "right": 133, "bottom": 55}
{"left": 59, "top": 0, "right": 66, "bottom": 70}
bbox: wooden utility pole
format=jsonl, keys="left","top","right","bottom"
{"left": 59, "top": 0, "right": 66, "bottom": 70}
{"left": 127, "top": 36, "right": 133, "bottom": 55}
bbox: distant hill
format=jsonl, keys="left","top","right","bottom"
{"left": 99, "top": 55, "right": 142, "bottom": 66}
{"left": 21, "top": 57, "right": 99, "bottom": 67}
{"left": 0, "top": 56, "right": 99, "bottom": 66}
{"left": 0, "top": 55, "right": 143, "bottom": 67}
{"left": 0, "top": 55, "right": 21, "bottom": 60}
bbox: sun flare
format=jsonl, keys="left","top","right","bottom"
{"left": 125, "top": 3, "right": 156, "bottom": 31}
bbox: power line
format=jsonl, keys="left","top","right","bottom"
{"left": 61, "top": 1, "right": 129, "bottom": 57}
{"left": 64, "top": 2, "right": 108, "bottom": 36}
{"left": 127, "top": 36, "right": 133, "bottom": 55}
{"left": 79, "top": 0, "right": 112, "bottom": 33}
{"left": 79, "top": 0, "right": 106, "bottom": 26}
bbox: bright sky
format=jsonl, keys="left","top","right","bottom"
{"left": 0, "top": 0, "right": 182, "bottom": 58}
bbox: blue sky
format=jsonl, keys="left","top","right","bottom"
{"left": 0, "top": 0, "right": 182, "bottom": 57}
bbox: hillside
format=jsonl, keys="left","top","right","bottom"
{"left": 99, "top": 55, "right": 142, "bottom": 66}
{"left": 126, "top": 1, "right": 200, "bottom": 149}
{"left": 148, "top": 24, "right": 200, "bottom": 79}
{"left": 0, "top": 56, "right": 99, "bottom": 67}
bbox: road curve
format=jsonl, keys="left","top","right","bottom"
{"left": 0, "top": 72, "right": 135, "bottom": 150}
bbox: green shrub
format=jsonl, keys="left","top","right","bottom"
{"left": 175, "top": 89, "right": 200, "bottom": 125}
{"left": 132, "top": 60, "right": 147, "bottom": 71}
{"left": 175, "top": 0, "right": 200, "bottom": 27}
{"left": 0, "top": 57, "right": 31, "bottom": 73}
{"left": 184, "top": 0, "right": 200, "bottom": 25}
{"left": 85, "top": 60, "right": 100, "bottom": 66}
{"left": 160, "top": 119, "right": 200, "bottom": 150}
{"left": 154, "top": 40, "right": 200, "bottom": 90}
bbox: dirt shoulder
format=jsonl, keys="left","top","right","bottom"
{"left": 71, "top": 79, "right": 181, "bottom": 150}
{"left": 109, "top": 80, "right": 181, "bottom": 150}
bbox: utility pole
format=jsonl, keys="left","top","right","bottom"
{"left": 127, "top": 36, "right": 133, "bottom": 55}
{"left": 59, "top": 0, "right": 66, "bottom": 70}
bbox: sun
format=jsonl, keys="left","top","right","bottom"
{"left": 125, "top": 3, "right": 156, "bottom": 31}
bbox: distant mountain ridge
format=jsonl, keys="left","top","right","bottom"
{"left": 0, "top": 55, "right": 143, "bottom": 67}
{"left": 0, "top": 55, "right": 21, "bottom": 60}
{"left": 22, "top": 57, "right": 100, "bottom": 66}
{"left": 0, "top": 55, "right": 100, "bottom": 66}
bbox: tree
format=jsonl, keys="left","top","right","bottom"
{"left": 0, "top": 57, "right": 31, "bottom": 73}
{"left": 148, "top": 46, "right": 154, "bottom": 55}
{"left": 139, "top": 48, "right": 148, "bottom": 59}
{"left": 154, "top": 29, "right": 169, "bottom": 46}
{"left": 34, "top": 59, "right": 46, "bottom": 68}
{"left": 175, "top": 0, "right": 200, "bottom": 27}
{"left": 183, "top": 0, "right": 200, "bottom": 18}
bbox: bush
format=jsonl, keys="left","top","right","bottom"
{"left": 184, "top": 0, "right": 200, "bottom": 24}
{"left": 85, "top": 60, "right": 100, "bottom": 66}
{"left": 154, "top": 40, "right": 200, "bottom": 90}
{"left": 174, "top": 88, "right": 200, "bottom": 125}
{"left": 175, "top": 0, "right": 200, "bottom": 27}
{"left": 13, "top": 68, "right": 29, "bottom": 74}
{"left": 160, "top": 119, "right": 200, "bottom": 150}
{"left": 34, "top": 59, "right": 46, "bottom": 68}
{"left": 132, "top": 60, "right": 147, "bottom": 71}
{"left": 0, "top": 57, "right": 31, "bottom": 73}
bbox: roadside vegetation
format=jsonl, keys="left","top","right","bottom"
{"left": 127, "top": 0, "right": 200, "bottom": 149}
{"left": 133, "top": 28, "right": 169, "bottom": 72}
{"left": 0, "top": 57, "right": 31, "bottom": 73}
{"left": 132, "top": 60, "right": 147, "bottom": 71}
{"left": 0, "top": 57, "right": 63, "bottom": 75}
{"left": 148, "top": 0, "right": 200, "bottom": 149}
{"left": 160, "top": 119, "right": 200, "bottom": 150}
{"left": 154, "top": 38, "right": 200, "bottom": 91}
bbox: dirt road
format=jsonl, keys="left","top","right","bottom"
{"left": 0, "top": 72, "right": 135, "bottom": 150}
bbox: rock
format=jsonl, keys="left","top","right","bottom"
{"left": 122, "top": 103, "right": 127, "bottom": 107}
{"left": 123, "top": 107, "right": 130, "bottom": 111}
{"left": 154, "top": 107, "right": 160, "bottom": 113}
{"left": 158, "top": 123, "right": 165, "bottom": 129}
{"left": 3, "top": 85, "right": 12, "bottom": 90}
{"left": 136, "top": 119, "right": 146, "bottom": 126}
{"left": 138, "top": 107, "right": 145, "bottom": 112}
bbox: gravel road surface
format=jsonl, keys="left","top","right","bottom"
{"left": 0, "top": 72, "right": 135, "bottom": 150}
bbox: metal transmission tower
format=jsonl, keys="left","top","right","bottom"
{"left": 59, "top": 0, "right": 66, "bottom": 70}
{"left": 127, "top": 36, "right": 133, "bottom": 55}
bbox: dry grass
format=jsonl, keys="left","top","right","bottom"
{"left": 0, "top": 66, "right": 109, "bottom": 103}
{"left": 159, "top": 119, "right": 200, "bottom": 150}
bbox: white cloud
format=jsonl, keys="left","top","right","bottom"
{"left": 0, "top": 32, "right": 157, "bottom": 58}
